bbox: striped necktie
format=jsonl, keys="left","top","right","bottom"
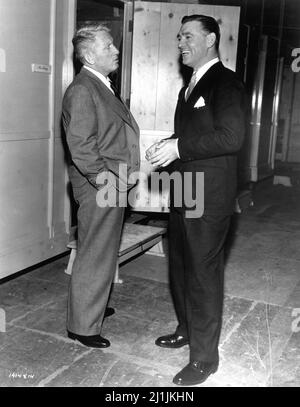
{"left": 186, "top": 71, "right": 197, "bottom": 100}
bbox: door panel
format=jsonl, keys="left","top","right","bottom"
{"left": 0, "top": 0, "right": 51, "bottom": 132}
{"left": 0, "top": 139, "right": 50, "bottom": 245}
{"left": 155, "top": 2, "right": 189, "bottom": 131}
{"left": 130, "top": 2, "right": 162, "bottom": 131}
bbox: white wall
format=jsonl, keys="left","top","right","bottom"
{"left": 0, "top": 0, "right": 75, "bottom": 278}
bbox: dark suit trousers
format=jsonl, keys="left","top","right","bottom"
{"left": 168, "top": 209, "right": 231, "bottom": 362}
{"left": 67, "top": 180, "right": 124, "bottom": 335}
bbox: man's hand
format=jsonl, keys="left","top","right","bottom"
{"left": 146, "top": 139, "right": 179, "bottom": 167}
{"left": 145, "top": 141, "right": 162, "bottom": 161}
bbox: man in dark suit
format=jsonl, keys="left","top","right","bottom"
{"left": 62, "top": 23, "right": 140, "bottom": 348}
{"left": 146, "top": 15, "right": 246, "bottom": 385}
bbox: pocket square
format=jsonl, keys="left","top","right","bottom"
{"left": 194, "top": 96, "right": 205, "bottom": 108}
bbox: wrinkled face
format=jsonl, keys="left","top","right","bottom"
{"left": 177, "top": 20, "right": 210, "bottom": 70}
{"left": 87, "top": 31, "right": 119, "bottom": 76}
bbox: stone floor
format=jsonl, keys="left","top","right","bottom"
{"left": 0, "top": 177, "right": 300, "bottom": 388}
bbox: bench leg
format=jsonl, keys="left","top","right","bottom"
{"left": 65, "top": 248, "right": 123, "bottom": 284}
{"left": 114, "top": 263, "right": 123, "bottom": 284}
{"left": 65, "top": 248, "right": 77, "bottom": 275}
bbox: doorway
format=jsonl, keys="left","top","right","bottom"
{"left": 76, "top": 0, "right": 125, "bottom": 90}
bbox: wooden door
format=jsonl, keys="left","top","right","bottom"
{"left": 0, "top": 0, "right": 75, "bottom": 279}
{"left": 128, "top": 1, "right": 241, "bottom": 212}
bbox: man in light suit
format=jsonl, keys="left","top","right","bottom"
{"left": 62, "top": 23, "right": 140, "bottom": 348}
{"left": 147, "top": 15, "right": 246, "bottom": 385}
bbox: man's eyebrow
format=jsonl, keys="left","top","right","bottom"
{"left": 177, "top": 30, "right": 192, "bottom": 38}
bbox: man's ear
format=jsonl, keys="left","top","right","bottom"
{"left": 84, "top": 51, "right": 94, "bottom": 65}
{"left": 206, "top": 32, "right": 217, "bottom": 49}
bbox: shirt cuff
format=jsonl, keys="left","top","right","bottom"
{"left": 175, "top": 138, "right": 180, "bottom": 158}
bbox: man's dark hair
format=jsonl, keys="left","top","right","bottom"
{"left": 181, "top": 14, "right": 220, "bottom": 51}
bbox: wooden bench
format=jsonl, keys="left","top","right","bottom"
{"left": 65, "top": 223, "right": 166, "bottom": 283}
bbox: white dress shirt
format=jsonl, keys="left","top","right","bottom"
{"left": 83, "top": 65, "right": 114, "bottom": 94}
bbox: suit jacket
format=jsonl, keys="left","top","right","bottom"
{"left": 62, "top": 68, "right": 140, "bottom": 192}
{"left": 170, "top": 61, "right": 246, "bottom": 215}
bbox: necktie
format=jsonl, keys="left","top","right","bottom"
{"left": 110, "top": 82, "right": 123, "bottom": 103}
{"left": 186, "top": 71, "right": 197, "bottom": 100}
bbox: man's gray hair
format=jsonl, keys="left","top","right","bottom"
{"left": 72, "top": 22, "right": 110, "bottom": 64}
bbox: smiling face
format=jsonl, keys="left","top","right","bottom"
{"left": 177, "top": 20, "right": 217, "bottom": 70}
{"left": 85, "top": 31, "right": 119, "bottom": 76}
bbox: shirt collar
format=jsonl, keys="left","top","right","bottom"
{"left": 193, "top": 57, "right": 219, "bottom": 83}
{"left": 83, "top": 65, "right": 114, "bottom": 93}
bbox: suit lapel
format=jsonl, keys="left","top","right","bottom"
{"left": 175, "top": 62, "right": 224, "bottom": 137}
{"left": 176, "top": 87, "right": 189, "bottom": 135}
{"left": 80, "top": 69, "right": 137, "bottom": 130}
{"left": 185, "top": 61, "right": 223, "bottom": 106}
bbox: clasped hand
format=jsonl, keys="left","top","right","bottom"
{"left": 145, "top": 139, "right": 178, "bottom": 167}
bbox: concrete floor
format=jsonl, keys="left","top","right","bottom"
{"left": 0, "top": 177, "right": 300, "bottom": 387}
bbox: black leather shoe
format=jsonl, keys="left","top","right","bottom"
{"left": 155, "top": 333, "right": 189, "bottom": 348}
{"left": 104, "top": 307, "right": 115, "bottom": 318}
{"left": 173, "top": 361, "right": 218, "bottom": 386}
{"left": 68, "top": 331, "right": 110, "bottom": 348}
